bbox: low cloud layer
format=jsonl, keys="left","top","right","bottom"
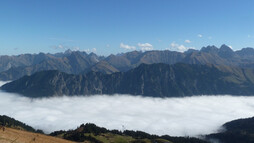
{"left": 0, "top": 81, "right": 253, "bottom": 137}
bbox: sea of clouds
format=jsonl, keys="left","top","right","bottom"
{"left": 0, "top": 81, "right": 254, "bottom": 137}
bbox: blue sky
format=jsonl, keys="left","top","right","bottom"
{"left": 0, "top": 0, "right": 254, "bottom": 56}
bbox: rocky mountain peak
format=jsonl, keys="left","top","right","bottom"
{"left": 200, "top": 45, "right": 219, "bottom": 54}
{"left": 236, "top": 47, "right": 254, "bottom": 57}
{"left": 218, "top": 44, "right": 235, "bottom": 58}
{"left": 64, "top": 49, "right": 72, "bottom": 55}
{"left": 220, "top": 44, "right": 233, "bottom": 52}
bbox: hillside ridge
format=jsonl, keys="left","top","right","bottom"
{"left": 2, "top": 63, "right": 254, "bottom": 97}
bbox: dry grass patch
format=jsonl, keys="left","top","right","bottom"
{"left": 0, "top": 127, "right": 74, "bottom": 143}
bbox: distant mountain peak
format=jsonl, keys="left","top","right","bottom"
{"left": 69, "top": 50, "right": 82, "bottom": 56}
{"left": 238, "top": 47, "right": 254, "bottom": 52}
{"left": 184, "top": 49, "right": 198, "bottom": 54}
{"left": 200, "top": 45, "right": 218, "bottom": 53}
{"left": 64, "top": 49, "right": 72, "bottom": 55}
{"left": 235, "top": 47, "right": 254, "bottom": 58}
{"left": 88, "top": 52, "right": 97, "bottom": 56}
{"left": 218, "top": 44, "right": 236, "bottom": 58}
{"left": 87, "top": 52, "right": 99, "bottom": 63}
{"left": 220, "top": 44, "right": 233, "bottom": 52}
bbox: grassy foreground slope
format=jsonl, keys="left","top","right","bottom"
{"left": 0, "top": 125, "right": 206, "bottom": 143}
{"left": 0, "top": 115, "right": 42, "bottom": 133}
{"left": 0, "top": 115, "right": 74, "bottom": 143}
{"left": 0, "top": 127, "right": 74, "bottom": 143}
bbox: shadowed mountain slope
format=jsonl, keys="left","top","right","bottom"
{"left": 207, "top": 117, "right": 254, "bottom": 143}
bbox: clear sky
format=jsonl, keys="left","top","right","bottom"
{"left": 0, "top": 0, "right": 254, "bottom": 56}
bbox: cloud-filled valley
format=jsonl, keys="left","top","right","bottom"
{"left": 1, "top": 79, "right": 254, "bottom": 137}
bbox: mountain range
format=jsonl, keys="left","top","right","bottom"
{"left": 1, "top": 44, "right": 254, "bottom": 81}
{"left": 3, "top": 44, "right": 254, "bottom": 97}
{"left": 2, "top": 63, "right": 254, "bottom": 97}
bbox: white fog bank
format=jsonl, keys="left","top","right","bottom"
{"left": 0, "top": 91, "right": 254, "bottom": 137}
